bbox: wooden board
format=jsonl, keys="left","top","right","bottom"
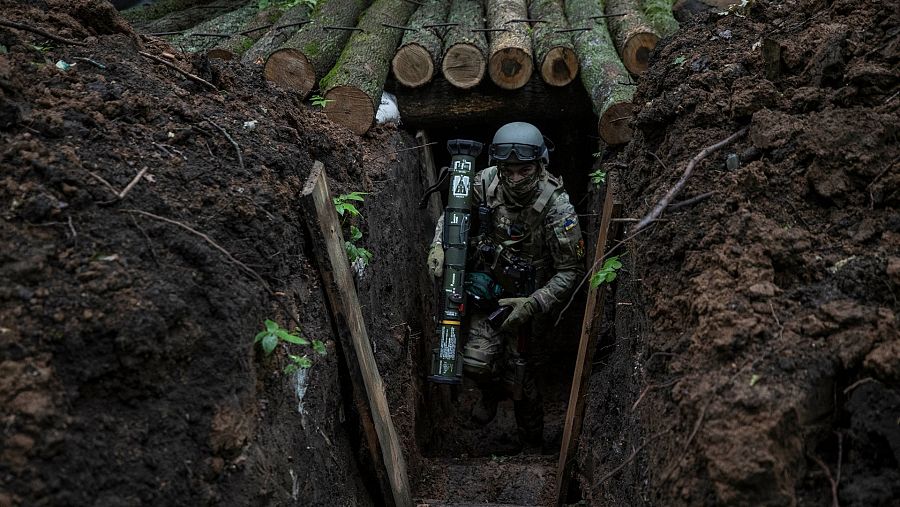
{"left": 555, "top": 176, "right": 618, "bottom": 504}
{"left": 301, "top": 161, "right": 412, "bottom": 507}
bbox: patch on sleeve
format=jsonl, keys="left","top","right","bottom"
{"left": 575, "top": 239, "right": 585, "bottom": 259}
{"left": 563, "top": 216, "right": 578, "bottom": 231}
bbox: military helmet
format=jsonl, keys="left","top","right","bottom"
{"left": 489, "top": 122, "right": 549, "bottom": 166}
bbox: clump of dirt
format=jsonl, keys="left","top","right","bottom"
{"left": 0, "top": 1, "right": 427, "bottom": 505}
{"left": 578, "top": 0, "right": 899, "bottom": 505}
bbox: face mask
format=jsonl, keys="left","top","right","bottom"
{"left": 500, "top": 171, "right": 539, "bottom": 205}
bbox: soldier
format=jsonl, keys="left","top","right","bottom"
{"left": 427, "top": 122, "right": 585, "bottom": 450}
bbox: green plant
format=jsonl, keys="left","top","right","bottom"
{"left": 345, "top": 225, "right": 374, "bottom": 266}
{"left": 333, "top": 191, "right": 366, "bottom": 217}
{"left": 589, "top": 256, "right": 622, "bottom": 289}
{"left": 255, "top": 319, "right": 308, "bottom": 355}
{"left": 30, "top": 44, "right": 53, "bottom": 53}
{"left": 589, "top": 169, "right": 607, "bottom": 186}
{"left": 283, "top": 354, "right": 312, "bottom": 374}
{"left": 671, "top": 55, "right": 686, "bottom": 67}
{"left": 310, "top": 94, "right": 334, "bottom": 108}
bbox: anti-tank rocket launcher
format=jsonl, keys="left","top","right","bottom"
{"left": 428, "top": 139, "right": 483, "bottom": 384}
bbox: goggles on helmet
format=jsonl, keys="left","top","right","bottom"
{"left": 490, "top": 143, "right": 542, "bottom": 162}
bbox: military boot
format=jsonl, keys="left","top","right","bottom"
{"left": 471, "top": 389, "right": 500, "bottom": 425}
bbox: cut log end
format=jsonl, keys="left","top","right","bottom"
{"left": 488, "top": 47, "right": 533, "bottom": 90}
{"left": 540, "top": 46, "right": 579, "bottom": 87}
{"left": 264, "top": 48, "right": 316, "bottom": 98}
{"left": 392, "top": 43, "right": 435, "bottom": 88}
{"left": 622, "top": 32, "right": 659, "bottom": 75}
{"left": 207, "top": 48, "right": 235, "bottom": 61}
{"left": 442, "top": 43, "right": 486, "bottom": 89}
{"left": 599, "top": 102, "right": 634, "bottom": 145}
{"left": 324, "top": 86, "right": 375, "bottom": 135}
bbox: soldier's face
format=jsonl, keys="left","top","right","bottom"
{"left": 499, "top": 162, "right": 538, "bottom": 184}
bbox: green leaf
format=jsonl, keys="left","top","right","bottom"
{"left": 749, "top": 373, "right": 761, "bottom": 386}
{"left": 312, "top": 340, "right": 327, "bottom": 356}
{"left": 349, "top": 225, "right": 363, "bottom": 242}
{"left": 265, "top": 319, "right": 277, "bottom": 332}
{"left": 342, "top": 192, "right": 367, "bottom": 201}
{"left": 278, "top": 330, "right": 309, "bottom": 345}
{"left": 284, "top": 363, "right": 298, "bottom": 375}
{"left": 672, "top": 55, "right": 687, "bottom": 66}
{"left": 262, "top": 333, "right": 277, "bottom": 355}
{"left": 297, "top": 355, "right": 312, "bottom": 368}
{"left": 254, "top": 330, "right": 268, "bottom": 343}
{"left": 589, "top": 169, "right": 606, "bottom": 186}
{"left": 589, "top": 272, "right": 603, "bottom": 289}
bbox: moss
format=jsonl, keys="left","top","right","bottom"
{"left": 239, "top": 37, "right": 256, "bottom": 52}
{"left": 303, "top": 41, "right": 320, "bottom": 57}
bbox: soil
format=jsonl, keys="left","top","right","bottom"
{"left": 578, "top": 0, "right": 899, "bottom": 505}
{"left": 1, "top": 0, "right": 898, "bottom": 506}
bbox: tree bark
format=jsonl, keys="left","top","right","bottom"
{"left": 441, "top": 0, "right": 488, "bottom": 90}
{"left": 529, "top": 0, "right": 579, "bottom": 87}
{"left": 486, "top": 0, "right": 533, "bottom": 90}
{"left": 263, "top": 0, "right": 370, "bottom": 99}
{"left": 566, "top": 0, "right": 635, "bottom": 145}
{"left": 607, "top": 0, "right": 659, "bottom": 75}
{"left": 392, "top": 74, "right": 595, "bottom": 129}
{"left": 640, "top": 0, "right": 679, "bottom": 37}
{"left": 240, "top": 4, "right": 313, "bottom": 65}
{"left": 391, "top": 0, "right": 450, "bottom": 88}
{"left": 165, "top": 3, "right": 258, "bottom": 54}
{"left": 137, "top": 0, "right": 250, "bottom": 34}
{"left": 207, "top": 6, "right": 286, "bottom": 61}
{"left": 321, "top": 0, "right": 418, "bottom": 134}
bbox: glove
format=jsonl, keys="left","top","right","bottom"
{"left": 497, "top": 297, "right": 539, "bottom": 332}
{"left": 427, "top": 243, "right": 444, "bottom": 278}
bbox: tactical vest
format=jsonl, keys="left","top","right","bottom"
{"left": 475, "top": 166, "right": 563, "bottom": 294}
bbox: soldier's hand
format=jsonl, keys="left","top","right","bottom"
{"left": 497, "top": 297, "right": 538, "bottom": 332}
{"left": 427, "top": 243, "right": 444, "bottom": 278}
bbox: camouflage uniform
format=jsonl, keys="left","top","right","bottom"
{"left": 432, "top": 166, "right": 585, "bottom": 442}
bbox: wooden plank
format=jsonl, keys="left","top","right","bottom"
{"left": 555, "top": 176, "right": 618, "bottom": 504}
{"left": 415, "top": 130, "right": 442, "bottom": 224}
{"left": 302, "top": 161, "right": 413, "bottom": 507}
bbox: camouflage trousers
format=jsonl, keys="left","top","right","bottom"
{"left": 462, "top": 311, "right": 553, "bottom": 440}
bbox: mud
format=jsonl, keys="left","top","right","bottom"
{"left": 2, "top": 0, "right": 898, "bottom": 505}
{"left": 578, "top": 0, "right": 899, "bottom": 505}
{"left": 0, "top": 1, "right": 415, "bottom": 504}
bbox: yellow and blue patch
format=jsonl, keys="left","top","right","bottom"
{"left": 563, "top": 216, "right": 578, "bottom": 232}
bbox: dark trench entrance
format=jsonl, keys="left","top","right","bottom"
{"left": 397, "top": 110, "right": 613, "bottom": 505}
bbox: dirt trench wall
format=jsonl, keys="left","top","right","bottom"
{"left": 0, "top": 2, "right": 418, "bottom": 504}
{"left": 578, "top": 0, "right": 899, "bottom": 505}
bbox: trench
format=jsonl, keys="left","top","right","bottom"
{"left": 351, "top": 110, "right": 626, "bottom": 506}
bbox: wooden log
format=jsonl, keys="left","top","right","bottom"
{"left": 263, "top": 0, "right": 370, "bottom": 98}
{"left": 555, "top": 176, "right": 619, "bottom": 505}
{"left": 391, "top": 0, "right": 450, "bottom": 88}
{"left": 441, "top": 0, "right": 488, "bottom": 90}
{"left": 301, "top": 161, "right": 412, "bottom": 507}
{"left": 529, "top": 0, "right": 579, "bottom": 87}
{"left": 321, "top": 0, "right": 418, "bottom": 134}
{"left": 640, "top": 0, "right": 679, "bottom": 37}
{"left": 207, "top": 6, "right": 286, "bottom": 61}
{"left": 486, "top": 0, "right": 534, "bottom": 90}
{"left": 165, "top": 3, "right": 258, "bottom": 54}
{"left": 137, "top": 0, "right": 250, "bottom": 34}
{"left": 240, "top": 4, "right": 313, "bottom": 65}
{"left": 566, "top": 0, "right": 635, "bottom": 145}
{"left": 606, "top": 0, "right": 659, "bottom": 75}
{"left": 393, "top": 73, "right": 595, "bottom": 129}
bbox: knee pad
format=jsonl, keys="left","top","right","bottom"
{"left": 462, "top": 337, "right": 500, "bottom": 382}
